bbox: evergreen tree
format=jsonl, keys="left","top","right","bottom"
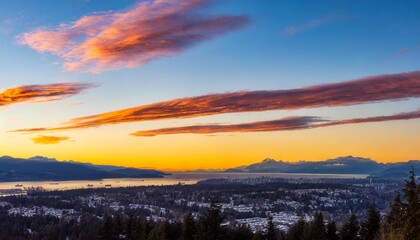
{"left": 326, "top": 222, "right": 339, "bottom": 240}
{"left": 340, "top": 213, "right": 360, "bottom": 240}
{"left": 360, "top": 202, "right": 380, "bottom": 240}
{"left": 196, "top": 202, "right": 225, "bottom": 240}
{"left": 286, "top": 217, "right": 308, "bottom": 240}
{"left": 253, "top": 231, "right": 264, "bottom": 240}
{"left": 402, "top": 167, "right": 419, "bottom": 240}
{"left": 228, "top": 224, "right": 254, "bottom": 240}
{"left": 265, "top": 215, "right": 277, "bottom": 240}
{"left": 307, "top": 212, "right": 326, "bottom": 240}
{"left": 181, "top": 213, "right": 195, "bottom": 240}
{"left": 114, "top": 213, "right": 123, "bottom": 239}
{"left": 126, "top": 214, "right": 136, "bottom": 240}
{"left": 385, "top": 192, "right": 406, "bottom": 230}
{"left": 148, "top": 220, "right": 169, "bottom": 240}
{"left": 135, "top": 218, "right": 151, "bottom": 240}
{"left": 98, "top": 215, "right": 114, "bottom": 240}
{"left": 207, "top": 202, "right": 224, "bottom": 239}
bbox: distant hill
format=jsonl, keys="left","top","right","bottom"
{"left": 225, "top": 156, "right": 419, "bottom": 177}
{"left": 370, "top": 160, "right": 420, "bottom": 178}
{"left": 0, "top": 156, "right": 166, "bottom": 182}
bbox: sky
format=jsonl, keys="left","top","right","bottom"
{"left": 0, "top": 0, "right": 419, "bottom": 171}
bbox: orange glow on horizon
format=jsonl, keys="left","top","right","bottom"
{"left": 3, "top": 119, "right": 419, "bottom": 171}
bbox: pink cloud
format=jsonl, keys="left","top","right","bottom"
{"left": 17, "top": 0, "right": 249, "bottom": 72}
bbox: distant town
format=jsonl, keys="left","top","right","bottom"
{"left": 0, "top": 172, "right": 418, "bottom": 239}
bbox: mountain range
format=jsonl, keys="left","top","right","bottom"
{"left": 1, "top": 155, "right": 418, "bottom": 182}
{"left": 225, "top": 156, "right": 419, "bottom": 177}
{"left": 0, "top": 156, "right": 166, "bottom": 182}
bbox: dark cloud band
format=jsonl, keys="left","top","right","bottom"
{"left": 11, "top": 71, "right": 420, "bottom": 132}
{"left": 131, "top": 110, "right": 420, "bottom": 136}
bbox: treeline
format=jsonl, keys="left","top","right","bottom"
{"left": 0, "top": 170, "right": 418, "bottom": 240}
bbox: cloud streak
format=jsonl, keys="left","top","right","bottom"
{"left": 131, "top": 116, "right": 324, "bottom": 136}
{"left": 281, "top": 13, "right": 345, "bottom": 36}
{"left": 0, "top": 83, "right": 94, "bottom": 107}
{"left": 31, "top": 135, "right": 70, "bottom": 144}
{"left": 11, "top": 71, "right": 420, "bottom": 133}
{"left": 317, "top": 109, "right": 420, "bottom": 128}
{"left": 131, "top": 110, "right": 420, "bottom": 136}
{"left": 17, "top": 0, "right": 249, "bottom": 72}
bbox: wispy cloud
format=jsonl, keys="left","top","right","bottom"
{"left": 388, "top": 45, "right": 420, "bottom": 60}
{"left": 17, "top": 0, "right": 249, "bottom": 72}
{"left": 131, "top": 116, "right": 324, "bottom": 136}
{"left": 281, "top": 13, "right": 345, "bottom": 36}
{"left": 317, "top": 109, "right": 420, "bottom": 128}
{"left": 31, "top": 135, "right": 70, "bottom": 144}
{"left": 0, "top": 19, "right": 12, "bottom": 34}
{"left": 131, "top": 110, "right": 420, "bottom": 136}
{"left": 12, "top": 71, "right": 420, "bottom": 132}
{"left": 0, "top": 83, "right": 94, "bottom": 107}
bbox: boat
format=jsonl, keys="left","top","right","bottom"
{"left": 105, "top": 184, "right": 112, "bottom": 188}
{"left": 87, "top": 184, "right": 94, "bottom": 187}
{"left": 15, "top": 184, "right": 23, "bottom": 187}
{"left": 49, "top": 182, "right": 60, "bottom": 185}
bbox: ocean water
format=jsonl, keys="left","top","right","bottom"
{"left": 0, "top": 172, "right": 367, "bottom": 191}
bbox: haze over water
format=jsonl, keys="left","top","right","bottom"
{"left": 0, "top": 173, "right": 367, "bottom": 191}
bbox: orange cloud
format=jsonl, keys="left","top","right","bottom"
{"left": 11, "top": 71, "right": 420, "bottom": 133}
{"left": 0, "top": 83, "right": 94, "bottom": 107}
{"left": 31, "top": 135, "right": 70, "bottom": 144}
{"left": 17, "top": 0, "right": 249, "bottom": 72}
{"left": 131, "top": 110, "right": 420, "bottom": 136}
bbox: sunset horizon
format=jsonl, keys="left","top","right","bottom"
{"left": 0, "top": 1, "right": 419, "bottom": 239}
{"left": 1, "top": 1, "right": 419, "bottom": 171}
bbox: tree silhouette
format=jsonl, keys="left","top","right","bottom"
{"left": 113, "top": 213, "right": 123, "bottom": 239}
{"left": 340, "top": 213, "right": 360, "bottom": 240}
{"left": 181, "top": 212, "right": 196, "bottom": 240}
{"left": 385, "top": 192, "right": 406, "bottom": 231}
{"left": 98, "top": 215, "right": 114, "bottom": 240}
{"left": 360, "top": 202, "right": 380, "bottom": 240}
{"left": 308, "top": 212, "right": 327, "bottom": 240}
{"left": 326, "top": 221, "right": 339, "bottom": 240}
{"left": 126, "top": 214, "right": 136, "bottom": 240}
{"left": 402, "top": 167, "right": 419, "bottom": 240}
{"left": 265, "top": 215, "right": 277, "bottom": 240}
{"left": 286, "top": 217, "right": 308, "bottom": 240}
{"left": 148, "top": 220, "right": 169, "bottom": 240}
{"left": 196, "top": 202, "right": 225, "bottom": 240}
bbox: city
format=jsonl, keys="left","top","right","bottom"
{"left": 0, "top": 173, "right": 417, "bottom": 239}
